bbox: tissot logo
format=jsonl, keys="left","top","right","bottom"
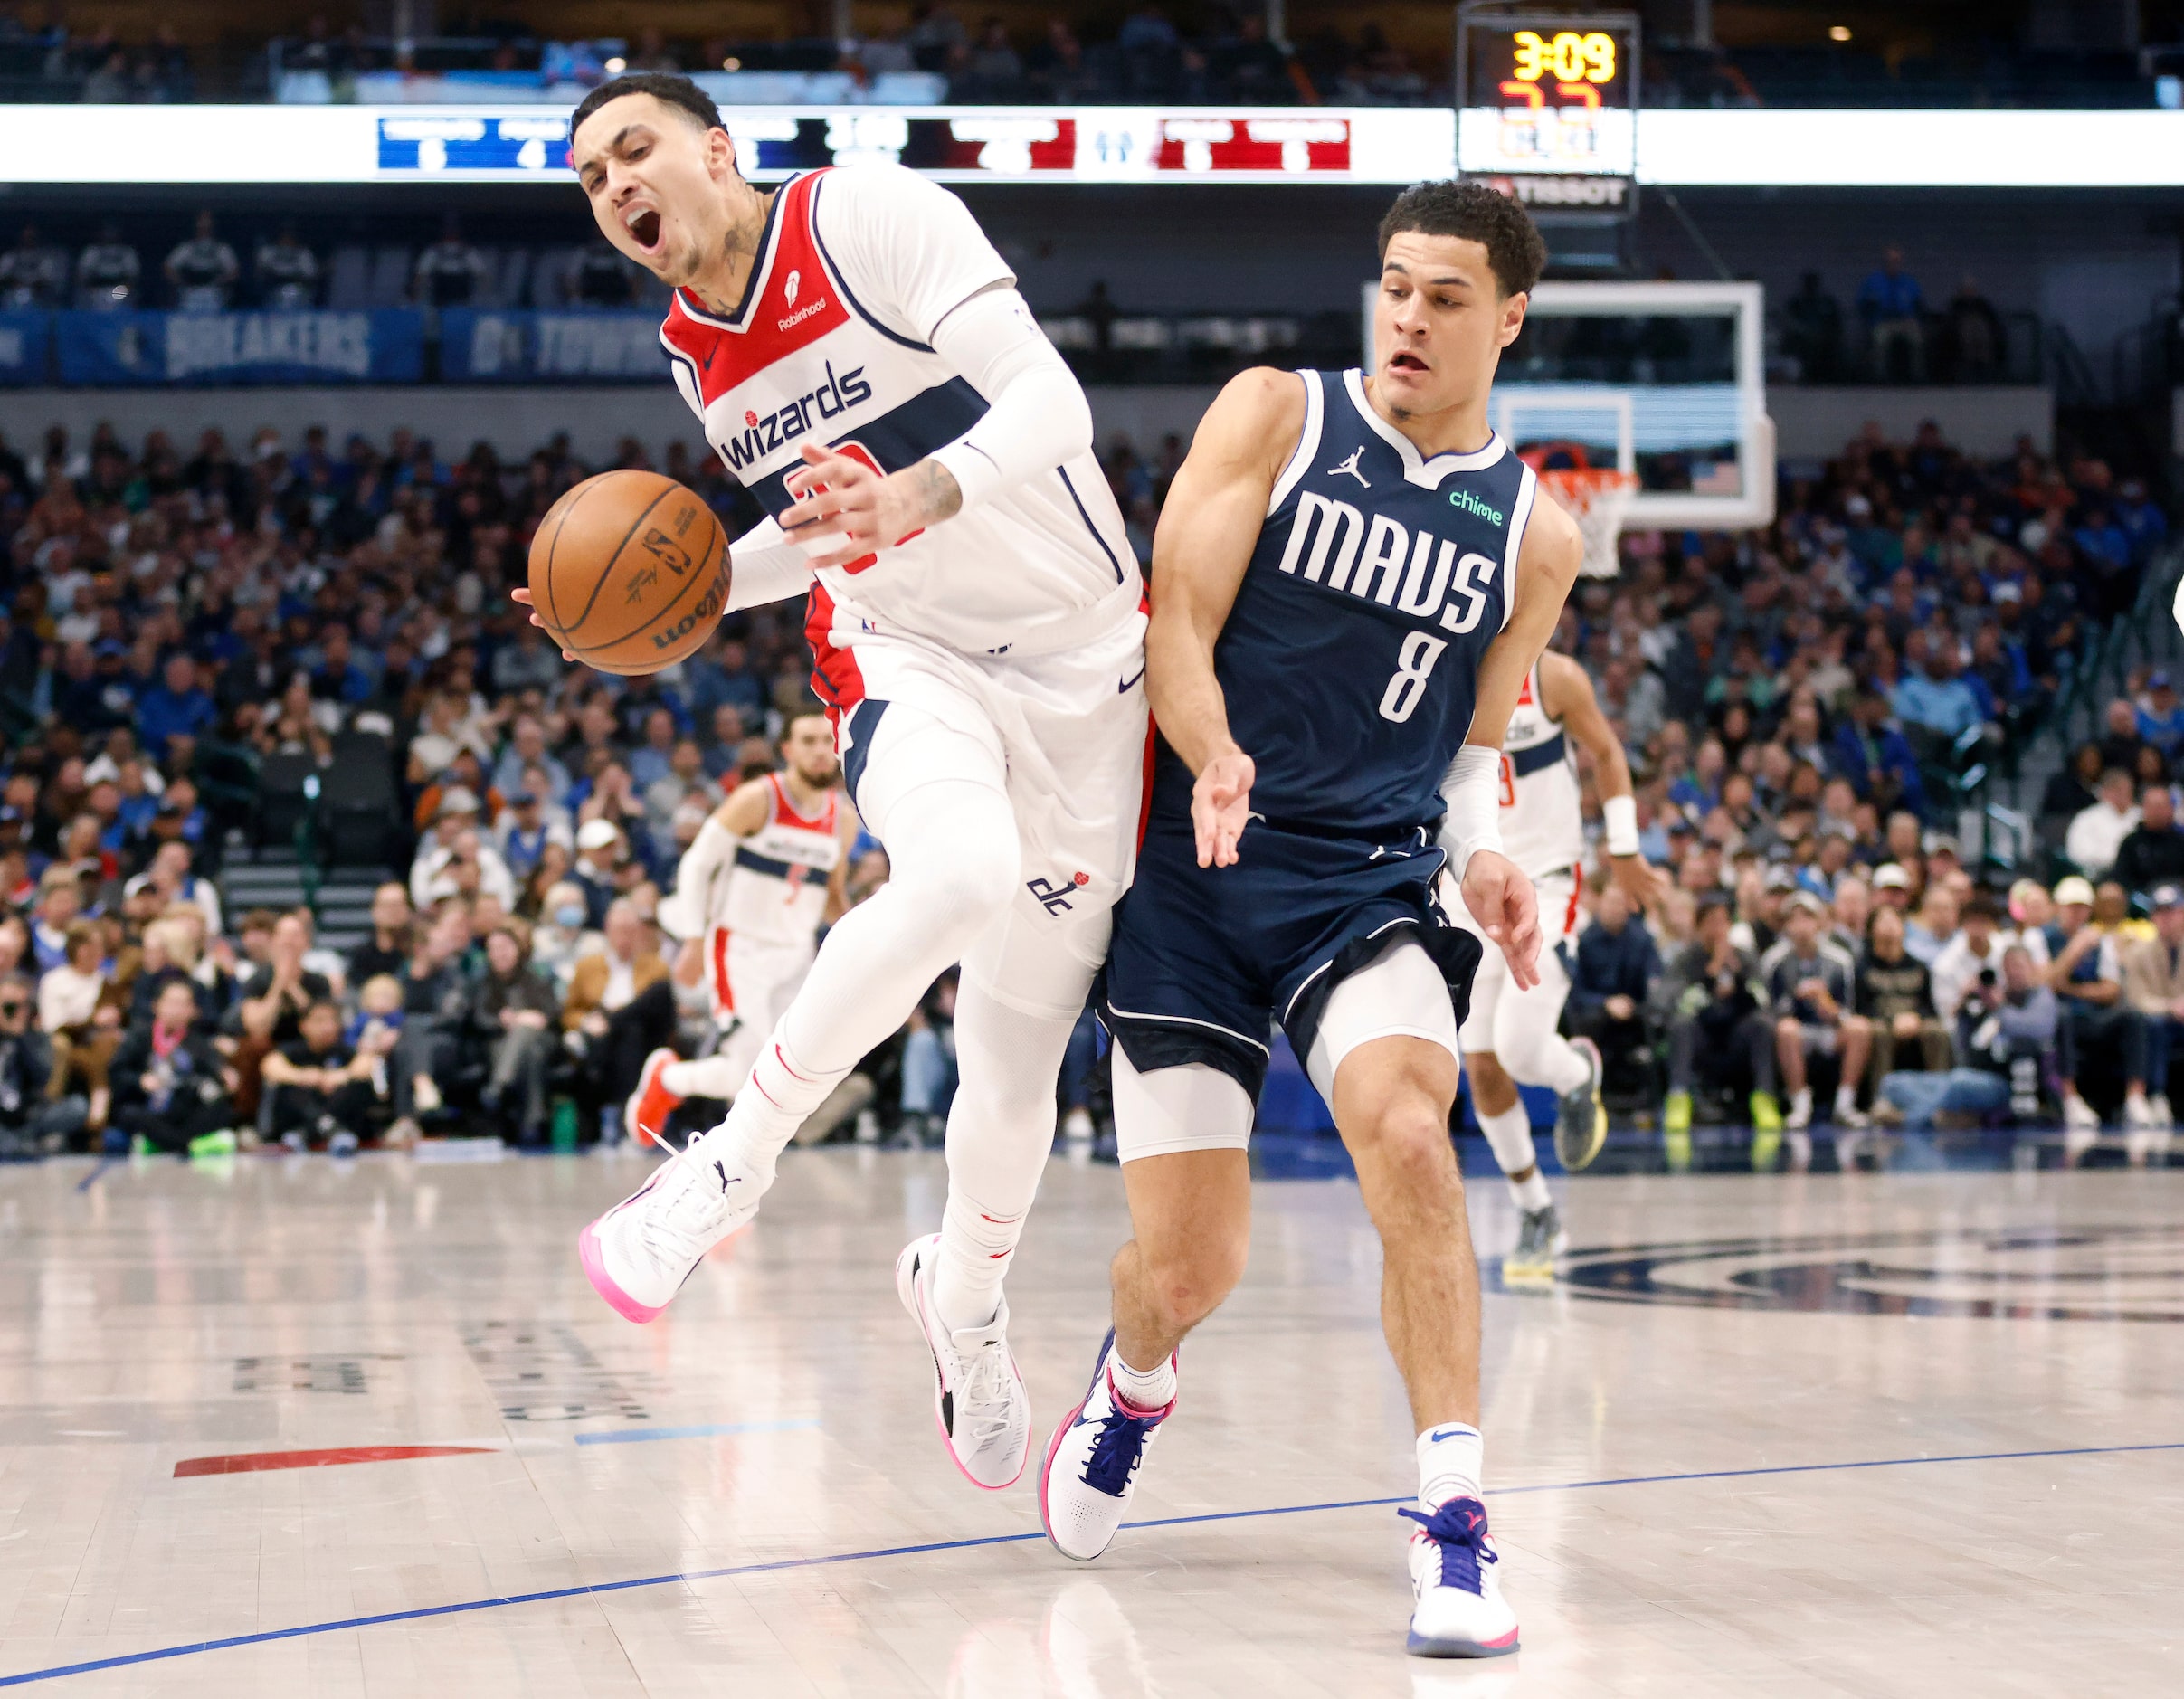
{"left": 720, "top": 361, "right": 874, "bottom": 470}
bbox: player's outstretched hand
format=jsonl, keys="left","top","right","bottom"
{"left": 782, "top": 443, "right": 956, "bottom": 572}
{"left": 508, "top": 588, "right": 576, "bottom": 660}
{"left": 1461, "top": 850, "right": 1542, "bottom": 990}
{"left": 1610, "top": 853, "right": 1670, "bottom": 908}
{"left": 1192, "top": 750, "right": 1256, "bottom": 869}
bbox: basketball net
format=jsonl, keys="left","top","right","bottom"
{"left": 1534, "top": 466, "right": 1638, "bottom": 580}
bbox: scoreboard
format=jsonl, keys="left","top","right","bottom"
{"left": 1457, "top": 5, "right": 1640, "bottom": 215}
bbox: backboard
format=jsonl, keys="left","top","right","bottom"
{"left": 1360, "top": 278, "right": 1775, "bottom": 536}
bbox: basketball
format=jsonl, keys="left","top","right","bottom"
{"left": 527, "top": 470, "right": 731, "bottom": 674}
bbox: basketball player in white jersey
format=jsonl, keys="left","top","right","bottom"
{"left": 527, "top": 75, "right": 1148, "bottom": 1493}
{"left": 625, "top": 711, "right": 858, "bottom": 1144}
{"left": 1445, "top": 648, "right": 1656, "bottom": 1282}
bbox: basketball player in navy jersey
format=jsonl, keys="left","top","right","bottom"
{"left": 1038, "top": 183, "right": 1580, "bottom": 1659}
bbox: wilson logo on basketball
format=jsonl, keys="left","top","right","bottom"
{"left": 650, "top": 566, "right": 730, "bottom": 650}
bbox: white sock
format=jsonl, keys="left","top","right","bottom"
{"left": 700, "top": 1025, "right": 848, "bottom": 1185}
{"left": 1790, "top": 1087, "right": 1813, "bottom": 1114}
{"left": 1507, "top": 1168, "right": 1552, "bottom": 1213}
{"left": 661, "top": 1056, "right": 743, "bottom": 1100}
{"left": 1107, "top": 1347, "right": 1176, "bottom": 1414}
{"left": 933, "top": 1191, "right": 1020, "bottom": 1332}
{"left": 1474, "top": 1102, "right": 1537, "bottom": 1180}
{"left": 1417, "top": 1422, "right": 1484, "bottom": 1511}
{"left": 1834, "top": 1083, "right": 1859, "bottom": 1113}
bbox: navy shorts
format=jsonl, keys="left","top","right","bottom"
{"left": 1097, "top": 810, "right": 1483, "bottom": 1100}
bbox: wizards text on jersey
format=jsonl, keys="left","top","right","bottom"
{"left": 657, "top": 168, "right": 988, "bottom": 527}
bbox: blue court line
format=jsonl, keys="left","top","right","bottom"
{"left": 2, "top": 1438, "right": 2178, "bottom": 1688}
{"left": 71, "top": 1159, "right": 117, "bottom": 1195}
{"left": 574, "top": 1418, "right": 821, "bottom": 1446}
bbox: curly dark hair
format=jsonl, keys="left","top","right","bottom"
{"left": 1376, "top": 180, "right": 1549, "bottom": 299}
{"left": 568, "top": 72, "right": 725, "bottom": 147}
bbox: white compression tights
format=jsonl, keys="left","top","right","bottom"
{"left": 708, "top": 764, "right": 1021, "bottom": 1170}
{"left": 695, "top": 714, "right": 1085, "bottom": 1331}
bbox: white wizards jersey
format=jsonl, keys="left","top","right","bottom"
{"left": 660, "top": 164, "right": 1139, "bottom": 660}
{"left": 1496, "top": 660, "right": 1584, "bottom": 880}
{"left": 717, "top": 774, "right": 841, "bottom": 945}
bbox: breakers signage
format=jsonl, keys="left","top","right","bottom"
{"left": 719, "top": 362, "right": 873, "bottom": 470}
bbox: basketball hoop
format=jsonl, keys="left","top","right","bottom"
{"left": 1530, "top": 458, "right": 1638, "bottom": 580}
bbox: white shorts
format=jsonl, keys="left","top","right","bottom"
{"left": 1111, "top": 939, "right": 1459, "bottom": 1163}
{"left": 820, "top": 595, "right": 1148, "bottom": 1019}
{"left": 1454, "top": 868, "right": 1580, "bottom": 1056}
{"left": 703, "top": 926, "right": 812, "bottom": 1031}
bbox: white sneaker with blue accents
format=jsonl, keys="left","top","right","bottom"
{"left": 1038, "top": 1330, "right": 1174, "bottom": 1561}
{"left": 1402, "top": 1496, "right": 1520, "bottom": 1657}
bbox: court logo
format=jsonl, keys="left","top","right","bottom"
{"left": 1540, "top": 1224, "right": 2184, "bottom": 1321}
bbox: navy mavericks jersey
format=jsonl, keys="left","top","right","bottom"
{"left": 1150, "top": 368, "right": 1537, "bottom": 838}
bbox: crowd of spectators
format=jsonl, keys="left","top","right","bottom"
{"left": 1778, "top": 252, "right": 2021, "bottom": 385}
{"left": 0, "top": 212, "right": 647, "bottom": 316}
{"left": 0, "top": 6, "right": 194, "bottom": 102}
{"left": 0, "top": 383, "right": 2172, "bottom": 1167}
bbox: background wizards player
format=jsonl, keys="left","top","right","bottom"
{"left": 1039, "top": 182, "right": 1581, "bottom": 1660}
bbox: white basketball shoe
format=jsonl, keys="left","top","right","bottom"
{"left": 1401, "top": 1497, "right": 1520, "bottom": 1658}
{"left": 578, "top": 1138, "right": 765, "bottom": 1323}
{"left": 1039, "top": 1330, "right": 1175, "bottom": 1561}
{"left": 894, "top": 1234, "right": 1031, "bottom": 1489}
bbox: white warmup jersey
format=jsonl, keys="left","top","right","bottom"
{"left": 1495, "top": 660, "right": 1585, "bottom": 882}
{"left": 705, "top": 774, "right": 841, "bottom": 1026}
{"left": 660, "top": 163, "right": 1141, "bottom": 660}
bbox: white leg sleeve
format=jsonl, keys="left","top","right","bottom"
{"left": 1487, "top": 944, "right": 1591, "bottom": 1097}
{"left": 703, "top": 709, "right": 1020, "bottom": 1172}
{"left": 931, "top": 976, "right": 1080, "bottom": 1332}
{"left": 1112, "top": 1046, "right": 1257, "bottom": 1163}
{"left": 1474, "top": 1101, "right": 1539, "bottom": 1180}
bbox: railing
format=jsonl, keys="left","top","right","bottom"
{"left": 1775, "top": 307, "right": 2043, "bottom": 387}
{"left": 2046, "top": 541, "right": 2183, "bottom": 751}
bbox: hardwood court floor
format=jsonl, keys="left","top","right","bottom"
{"left": 0, "top": 1144, "right": 2177, "bottom": 1695}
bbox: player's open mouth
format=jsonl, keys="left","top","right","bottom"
{"left": 1388, "top": 352, "right": 1429, "bottom": 375}
{"left": 623, "top": 207, "right": 662, "bottom": 252}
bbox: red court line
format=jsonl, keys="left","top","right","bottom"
{"left": 174, "top": 1446, "right": 495, "bottom": 1478}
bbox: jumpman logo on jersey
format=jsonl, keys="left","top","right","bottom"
{"left": 1326, "top": 446, "right": 1371, "bottom": 488}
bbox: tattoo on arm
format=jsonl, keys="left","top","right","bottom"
{"left": 908, "top": 459, "right": 963, "bottom": 524}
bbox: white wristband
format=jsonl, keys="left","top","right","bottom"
{"left": 1602, "top": 793, "right": 1640, "bottom": 859}
{"left": 1440, "top": 745, "right": 1505, "bottom": 881}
